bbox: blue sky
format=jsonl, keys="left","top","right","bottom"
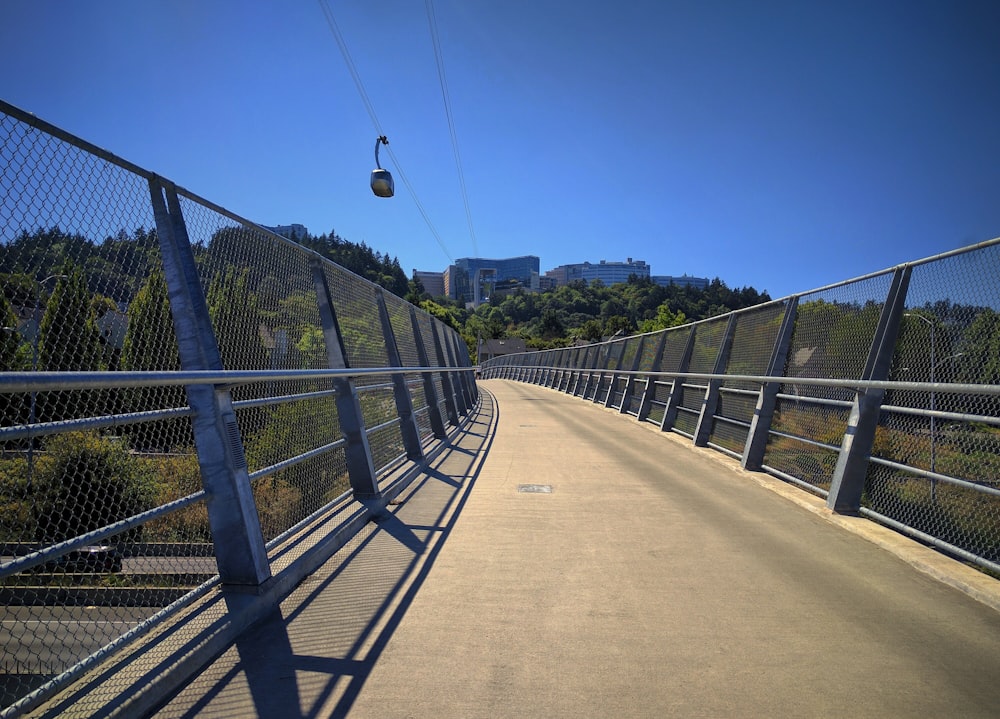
{"left": 2, "top": 0, "right": 999, "bottom": 299}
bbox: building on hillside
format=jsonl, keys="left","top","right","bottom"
{"left": 477, "top": 337, "right": 527, "bottom": 363}
{"left": 446, "top": 256, "right": 540, "bottom": 306}
{"left": 652, "top": 274, "right": 710, "bottom": 290}
{"left": 545, "top": 258, "right": 650, "bottom": 286}
{"left": 262, "top": 223, "right": 309, "bottom": 241}
{"left": 412, "top": 270, "right": 445, "bottom": 298}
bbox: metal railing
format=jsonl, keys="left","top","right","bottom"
{"left": 1, "top": 99, "right": 477, "bottom": 716}
{"left": 481, "top": 239, "right": 1000, "bottom": 578}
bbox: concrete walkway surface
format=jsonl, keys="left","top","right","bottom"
{"left": 152, "top": 379, "right": 1000, "bottom": 718}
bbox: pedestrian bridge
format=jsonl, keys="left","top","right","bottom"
{"left": 2, "top": 98, "right": 1000, "bottom": 717}
{"left": 19, "top": 380, "right": 1000, "bottom": 718}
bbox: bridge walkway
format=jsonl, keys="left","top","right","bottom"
{"left": 152, "top": 379, "right": 1000, "bottom": 718}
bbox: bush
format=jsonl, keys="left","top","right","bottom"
{"left": 33, "top": 432, "right": 154, "bottom": 543}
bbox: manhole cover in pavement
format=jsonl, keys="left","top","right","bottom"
{"left": 518, "top": 484, "right": 553, "bottom": 493}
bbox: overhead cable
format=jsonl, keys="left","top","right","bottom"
{"left": 317, "top": 0, "right": 454, "bottom": 262}
{"left": 425, "top": 0, "right": 479, "bottom": 256}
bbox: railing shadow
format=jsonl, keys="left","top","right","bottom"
{"left": 157, "top": 390, "right": 498, "bottom": 718}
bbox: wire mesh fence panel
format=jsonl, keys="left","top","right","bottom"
{"left": 657, "top": 325, "right": 693, "bottom": 373}
{"left": 862, "top": 243, "right": 1000, "bottom": 563}
{"left": 0, "top": 105, "right": 224, "bottom": 711}
{"left": 321, "top": 263, "right": 389, "bottom": 383}
{"left": 765, "top": 272, "right": 895, "bottom": 491}
{"left": 707, "top": 302, "right": 787, "bottom": 452}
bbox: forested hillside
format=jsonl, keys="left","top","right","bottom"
{"left": 407, "top": 275, "right": 771, "bottom": 351}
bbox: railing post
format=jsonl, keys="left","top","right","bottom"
{"left": 149, "top": 179, "right": 271, "bottom": 591}
{"left": 693, "top": 315, "right": 738, "bottom": 446}
{"left": 431, "top": 322, "right": 461, "bottom": 425}
{"left": 604, "top": 341, "right": 628, "bottom": 408}
{"left": 637, "top": 331, "right": 669, "bottom": 423}
{"left": 445, "top": 330, "right": 473, "bottom": 414}
{"left": 827, "top": 267, "right": 912, "bottom": 513}
{"left": 376, "top": 290, "right": 423, "bottom": 461}
{"left": 457, "top": 337, "right": 479, "bottom": 402}
{"left": 409, "top": 307, "right": 447, "bottom": 439}
{"left": 661, "top": 327, "right": 696, "bottom": 433}
{"left": 742, "top": 298, "right": 798, "bottom": 470}
{"left": 311, "top": 258, "right": 381, "bottom": 501}
{"left": 619, "top": 336, "right": 647, "bottom": 414}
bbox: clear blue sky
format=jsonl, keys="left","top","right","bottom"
{"left": 2, "top": 1, "right": 999, "bottom": 299}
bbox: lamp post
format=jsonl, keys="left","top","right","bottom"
{"left": 902, "top": 313, "right": 967, "bottom": 502}
{"left": 27, "top": 274, "right": 67, "bottom": 480}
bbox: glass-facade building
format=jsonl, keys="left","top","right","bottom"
{"left": 545, "top": 259, "right": 650, "bottom": 286}
{"left": 446, "top": 256, "right": 540, "bottom": 305}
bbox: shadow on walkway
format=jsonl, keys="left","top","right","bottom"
{"left": 154, "top": 392, "right": 498, "bottom": 718}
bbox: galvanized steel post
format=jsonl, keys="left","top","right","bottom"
{"left": 409, "top": 306, "right": 447, "bottom": 438}
{"left": 431, "top": 321, "right": 461, "bottom": 425}
{"left": 661, "top": 327, "right": 696, "bottom": 433}
{"left": 376, "top": 290, "right": 423, "bottom": 461}
{"left": 619, "top": 336, "right": 647, "bottom": 414}
{"left": 636, "top": 331, "right": 668, "bottom": 423}
{"left": 742, "top": 298, "right": 798, "bottom": 471}
{"left": 827, "top": 267, "right": 912, "bottom": 513}
{"left": 149, "top": 179, "right": 271, "bottom": 590}
{"left": 693, "top": 315, "right": 738, "bottom": 446}
{"left": 311, "top": 259, "right": 380, "bottom": 500}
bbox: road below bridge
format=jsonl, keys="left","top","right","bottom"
{"left": 154, "top": 379, "right": 1000, "bottom": 718}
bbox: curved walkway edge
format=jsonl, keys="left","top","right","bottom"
{"left": 155, "top": 379, "right": 1000, "bottom": 719}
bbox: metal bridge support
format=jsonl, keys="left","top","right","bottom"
{"left": 636, "top": 332, "right": 668, "bottom": 423}
{"left": 311, "top": 259, "right": 380, "bottom": 501}
{"left": 661, "top": 327, "right": 696, "bottom": 433}
{"left": 376, "top": 290, "right": 423, "bottom": 461}
{"left": 150, "top": 179, "right": 271, "bottom": 591}
{"left": 742, "top": 298, "right": 798, "bottom": 471}
{"left": 444, "top": 330, "right": 472, "bottom": 414}
{"left": 604, "top": 341, "right": 629, "bottom": 408}
{"left": 431, "top": 322, "right": 461, "bottom": 425}
{"left": 409, "top": 306, "right": 447, "bottom": 439}
{"left": 619, "top": 336, "right": 647, "bottom": 414}
{"left": 827, "top": 267, "right": 912, "bottom": 513}
{"left": 694, "top": 316, "right": 738, "bottom": 446}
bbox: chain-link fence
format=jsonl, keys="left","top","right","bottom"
{"left": 0, "top": 99, "right": 474, "bottom": 715}
{"left": 481, "top": 241, "right": 1000, "bottom": 578}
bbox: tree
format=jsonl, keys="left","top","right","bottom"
{"left": 33, "top": 432, "right": 154, "bottom": 543}
{"left": 38, "top": 261, "right": 104, "bottom": 372}
{"left": 37, "top": 262, "right": 106, "bottom": 422}
{"left": 121, "top": 267, "right": 188, "bottom": 451}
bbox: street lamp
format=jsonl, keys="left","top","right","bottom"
{"left": 903, "top": 312, "right": 965, "bottom": 502}
{"left": 27, "top": 274, "right": 67, "bottom": 480}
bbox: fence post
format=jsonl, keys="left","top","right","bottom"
{"left": 311, "top": 258, "right": 380, "bottom": 500}
{"left": 376, "top": 290, "right": 423, "bottom": 461}
{"left": 149, "top": 179, "right": 271, "bottom": 590}
{"left": 693, "top": 315, "right": 738, "bottom": 446}
{"left": 742, "top": 298, "right": 798, "bottom": 471}
{"left": 431, "top": 322, "right": 461, "bottom": 425}
{"left": 445, "top": 330, "right": 473, "bottom": 413}
{"left": 619, "top": 336, "right": 647, "bottom": 414}
{"left": 827, "top": 267, "right": 912, "bottom": 513}
{"left": 637, "top": 331, "right": 669, "bottom": 423}
{"left": 661, "top": 327, "right": 696, "bottom": 433}
{"left": 409, "top": 306, "right": 447, "bottom": 438}
{"left": 604, "top": 341, "right": 628, "bottom": 408}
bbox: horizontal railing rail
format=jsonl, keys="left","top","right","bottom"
{"left": 1, "top": 98, "right": 478, "bottom": 716}
{"left": 481, "top": 242, "right": 1000, "bottom": 577}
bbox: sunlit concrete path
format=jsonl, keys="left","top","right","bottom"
{"left": 153, "top": 379, "right": 1000, "bottom": 719}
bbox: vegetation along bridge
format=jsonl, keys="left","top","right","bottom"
{"left": 2, "top": 100, "right": 999, "bottom": 716}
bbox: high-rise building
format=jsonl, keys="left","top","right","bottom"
{"left": 446, "top": 256, "right": 540, "bottom": 306}
{"left": 262, "top": 223, "right": 309, "bottom": 241}
{"left": 652, "top": 274, "right": 710, "bottom": 290}
{"left": 545, "top": 258, "right": 650, "bottom": 286}
{"left": 412, "top": 270, "right": 445, "bottom": 298}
